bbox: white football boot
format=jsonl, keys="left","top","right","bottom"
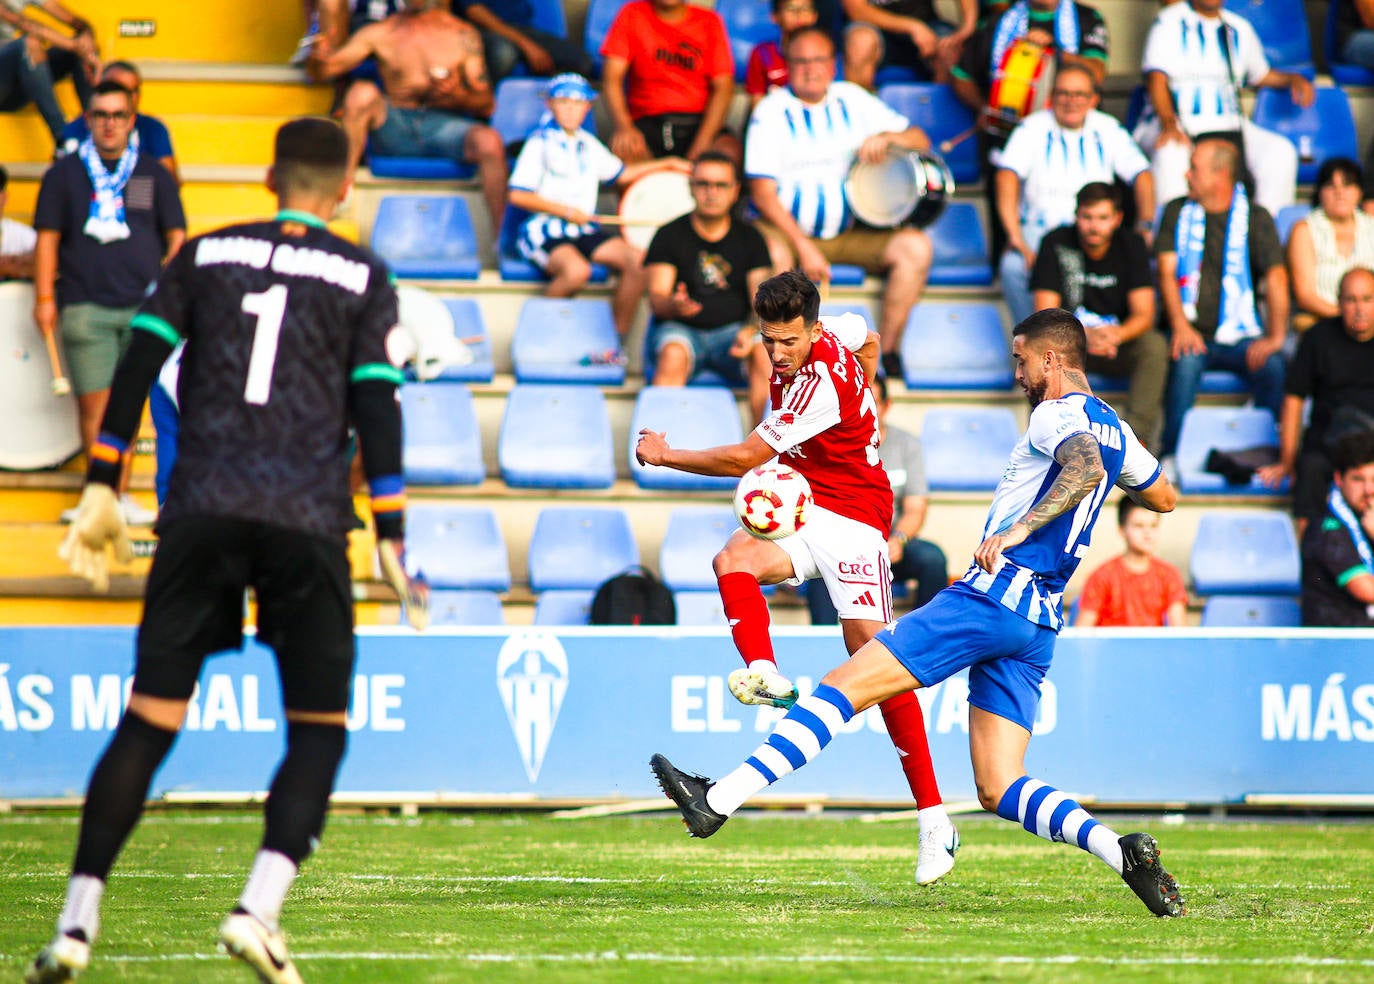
{"left": 915, "top": 822, "right": 960, "bottom": 885}
{"left": 727, "top": 664, "right": 799, "bottom": 709}
{"left": 219, "top": 910, "right": 305, "bottom": 984}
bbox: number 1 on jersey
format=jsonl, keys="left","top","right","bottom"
{"left": 241, "top": 284, "right": 288, "bottom": 405}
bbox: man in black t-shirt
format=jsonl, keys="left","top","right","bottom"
{"left": 645, "top": 151, "right": 774, "bottom": 420}
{"left": 1301, "top": 430, "right": 1374, "bottom": 628}
{"left": 1032, "top": 181, "right": 1167, "bottom": 448}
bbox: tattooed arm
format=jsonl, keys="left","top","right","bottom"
{"left": 974, "top": 432, "right": 1106, "bottom": 573}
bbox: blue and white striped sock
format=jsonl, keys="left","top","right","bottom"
{"left": 706, "top": 684, "right": 855, "bottom": 816}
{"left": 997, "top": 776, "right": 1124, "bottom": 873}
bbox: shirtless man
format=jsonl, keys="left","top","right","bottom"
{"left": 310, "top": 0, "right": 506, "bottom": 235}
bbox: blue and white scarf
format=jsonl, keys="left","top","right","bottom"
{"left": 79, "top": 130, "right": 140, "bottom": 244}
{"left": 991, "top": 0, "right": 1081, "bottom": 70}
{"left": 1329, "top": 483, "right": 1374, "bottom": 572}
{"left": 1174, "top": 182, "right": 1261, "bottom": 345}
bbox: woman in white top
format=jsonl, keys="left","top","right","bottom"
{"left": 1287, "top": 157, "right": 1374, "bottom": 326}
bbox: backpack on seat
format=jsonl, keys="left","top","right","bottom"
{"left": 589, "top": 566, "right": 677, "bottom": 625}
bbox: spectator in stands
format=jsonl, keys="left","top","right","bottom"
{"left": 841, "top": 0, "right": 977, "bottom": 90}
{"left": 312, "top": 0, "right": 508, "bottom": 239}
{"left": 0, "top": 0, "right": 98, "bottom": 145}
{"left": 747, "top": 26, "right": 933, "bottom": 379}
{"left": 1300, "top": 429, "right": 1374, "bottom": 628}
{"left": 0, "top": 164, "right": 35, "bottom": 279}
{"left": 599, "top": 0, "right": 741, "bottom": 165}
{"left": 995, "top": 63, "right": 1154, "bottom": 327}
{"left": 808, "top": 373, "right": 948, "bottom": 624}
{"left": 1133, "top": 0, "right": 1312, "bottom": 217}
{"left": 1155, "top": 138, "right": 1287, "bottom": 459}
{"left": 1074, "top": 496, "right": 1187, "bottom": 627}
{"left": 510, "top": 73, "right": 688, "bottom": 339}
{"left": 455, "top": 0, "right": 594, "bottom": 84}
{"left": 1258, "top": 268, "right": 1374, "bottom": 536}
{"left": 1032, "top": 182, "right": 1167, "bottom": 448}
{"left": 59, "top": 62, "right": 178, "bottom": 183}
{"left": 33, "top": 80, "right": 185, "bottom": 525}
{"left": 645, "top": 151, "right": 774, "bottom": 419}
{"left": 296, "top": 0, "right": 401, "bottom": 66}
{"left": 1333, "top": 0, "right": 1374, "bottom": 73}
{"left": 1287, "top": 158, "right": 1374, "bottom": 328}
{"left": 745, "top": 0, "right": 818, "bottom": 108}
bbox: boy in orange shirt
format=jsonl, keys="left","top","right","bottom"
{"left": 1075, "top": 497, "right": 1188, "bottom": 627}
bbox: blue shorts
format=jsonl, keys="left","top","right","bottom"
{"left": 648, "top": 319, "right": 749, "bottom": 385}
{"left": 873, "top": 580, "right": 1056, "bottom": 732}
{"left": 371, "top": 106, "right": 478, "bottom": 160}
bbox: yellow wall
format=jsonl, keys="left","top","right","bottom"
{"left": 55, "top": 1, "right": 305, "bottom": 64}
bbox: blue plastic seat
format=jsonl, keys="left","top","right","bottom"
{"left": 584, "top": 0, "right": 633, "bottom": 73}
{"left": 1176, "top": 406, "right": 1283, "bottom": 495}
{"left": 425, "top": 589, "right": 506, "bottom": 626}
{"left": 526, "top": 0, "right": 568, "bottom": 38}
{"left": 876, "top": 83, "right": 979, "bottom": 185}
{"left": 1252, "top": 87, "right": 1358, "bottom": 186}
{"left": 674, "top": 590, "right": 728, "bottom": 626}
{"left": 533, "top": 589, "right": 595, "bottom": 625}
{"left": 405, "top": 504, "right": 511, "bottom": 590}
{"left": 370, "top": 196, "right": 480, "bottom": 279}
{"left": 491, "top": 77, "right": 552, "bottom": 149}
{"left": 926, "top": 202, "right": 992, "bottom": 286}
{"left": 527, "top": 507, "right": 639, "bottom": 591}
{"left": 499, "top": 384, "right": 616, "bottom": 488}
{"left": 400, "top": 383, "right": 484, "bottom": 486}
{"left": 1225, "top": 0, "right": 1315, "bottom": 77}
{"left": 366, "top": 152, "right": 475, "bottom": 182}
{"left": 828, "top": 264, "right": 866, "bottom": 286}
{"left": 820, "top": 301, "right": 875, "bottom": 335}
{"left": 900, "top": 302, "right": 1012, "bottom": 390}
{"left": 1273, "top": 204, "right": 1312, "bottom": 247}
{"left": 1190, "top": 511, "right": 1300, "bottom": 595}
{"left": 660, "top": 506, "right": 738, "bottom": 590}
{"left": 430, "top": 298, "right": 495, "bottom": 383}
{"left": 716, "top": 0, "right": 778, "bottom": 83}
{"left": 497, "top": 205, "right": 610, "bottom": 283}
{"left": 920, "top": 407, "right": 1020, "bottom": 491}
{"left": 1200, "top": 594, "right": 1301, "bottom": 627}
{"left": 1325, "top": 0, "right": 1374, "bottom": 86}
{"left": 512, "top": 297, "right": 625, "bottom": 384}
{"left": 629, "top": 386, "right": 743, "bottom": 491}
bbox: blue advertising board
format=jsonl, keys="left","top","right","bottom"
{"left": 1, "top": 627, "right": 1371, "bottom": 803}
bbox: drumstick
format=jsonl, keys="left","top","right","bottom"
{"left": 939, "top": 124, "right": 979, "bottom": 154}
{"left": 41, "top": 329, "right": 71, "bottom": 397}
{"left": 590, "top": 214, "right": 666, "bottom": 226}
{"left": 817, "top": 274, "right": 830, "bottom": 303}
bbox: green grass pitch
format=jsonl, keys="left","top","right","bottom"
{"left": 4, "top": 810, "right": 1373, "bottom": 983}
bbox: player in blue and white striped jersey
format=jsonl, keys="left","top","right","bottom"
{"left": 652, "top": 308, "right": 1188, "bottom": 918}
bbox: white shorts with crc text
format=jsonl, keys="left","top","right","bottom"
{"left": 775, "top": 504, "right": 892, "bottom": 622}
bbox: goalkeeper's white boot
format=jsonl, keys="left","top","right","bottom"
{"left": 25, "top": 931, "right": 90, "bottom": 983}
{"left": 914, "top": 822, "right": 960, "bottom": 885}
{"left": 727, "top": 664, "right": 799, "bottom": 709}
{"left": 219, "top": 910, "right": 305, "bottom": 984}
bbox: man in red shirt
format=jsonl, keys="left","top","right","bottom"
{"left": 1075, "top": 497, "right": 1187, "bottom": 627}
{"left": 600, "top": 0, "right": 741, "bottom": 164}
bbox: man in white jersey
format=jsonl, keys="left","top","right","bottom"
{"left": 652, "top": 307, "right": 1187, "bottom": 918}
{"left": 636, "top": 269, "right": 961, "bottom": 886}
{"left": 746, "top": 26, "right": 933, "bottom": 379}
{"left": 1133, "top": 0, "right": 1312, "bottom": 216}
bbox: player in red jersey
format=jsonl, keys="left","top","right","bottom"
{"left": 635, "top": 268, "right": 959, "bottom": 884}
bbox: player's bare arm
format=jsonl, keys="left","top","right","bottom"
{"left": 1122, "top": 471, "right": 1178, "bottom": 514}
{"left": 635, "top": 429, "right": 775, "bottom": 477}
{"left": 855, "top": 329, "right": 880, "bottom": 383}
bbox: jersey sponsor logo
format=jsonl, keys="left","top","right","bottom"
{"left": 838, "top": 561, "right": 876, "bottom": 576}
{"left": 497, "top": 632, "right": 569, "bottom": 783}
{"left": 852, "top": 590, "right": 878, "bottom": 608}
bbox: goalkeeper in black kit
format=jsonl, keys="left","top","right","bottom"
{"left": 26, "top": 117, "right": 427, "bottom": 984}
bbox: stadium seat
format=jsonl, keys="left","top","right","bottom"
{"left": 491, "top": 77, "right": 551, "bottom": 150}
{"left": 1175, "top": 406, "right": 1283, "bottom": 495}
{"left": 828, "top": 265, "right": 866, "bottom": 286}
{"left": 533, "top": 589, "right": 595, "bottom": 625}
{"left": 1225, "top": 0, "right": 1315, "bottom": 77}
{"left": 405, "top": 504, "right": 511, "bottom": 591}
{"left": 526, "top": 0, "right": 568, "bottom": 40}
{"left": 400, "top": 382, "right": 484, "bottom": 486}
{"left": 497, "top": 205, "right": 610, "bottom": 283}
{"left": 926, "top": 202, "right": 993, "bottom": 286}
{"left": 674, "top": 590, "right": 728, "bottom": 625}
{"left": 499, "top": 384, "right": 616, "bottom": 488}
{"left": 876, "top": 83, "right": 979, "bottom": 185}
{"left": 1200, "top": 594, "right": 1301, "bottom": 627}
{"left": 716, "top": 0, "right": 778, "bottom": 83}
{"left": 820, "top": 301, "right": 875, "bottom": 334}
{"left": 431, "top": 298, "right": 495, "bottom": 383}
{"left": 1273, "top": 204, "right": 1312, "bottom": 247}
{"left": 1124, "top": 83, "right": 1147, "bottom": 133}
{"left": 527, "top": 507, "right": 639, "bottom": 591}
{"left": 366, "top": 152, "right": 475, "bottom": 182}
{"left": 920, "top": 407, "right": 1020, "bottom": 491}
{"left": 660, "top": 506, "right": 738, "bottom": 590}
{"left": 629, "top": 386, "right": 743, "bottom": 491}
{"left": 1252, "top": 87, "right": 1358, "bottom": 186}
{"left": 370, "top": 196, "right": 480, "bottom": 279}
{"left": 1190, "top": 510, "right": 1301, "bottom": 595}
{"left": 584, "top": 0, "right": 633, "bottom": 73}
{"left": 425, "top": 589, "right": 506, "bottom": 626}
{"left": 1325, "top": 0, "right": 1374, "bottom": 86}
{"left": 899, "top": 301, "right": 1013, "bottom": 390}
{"left": 511, "top": 297, "right": 625, "bottom": 384}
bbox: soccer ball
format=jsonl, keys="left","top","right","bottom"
{"left": 733, "top": 463, "right": 813, "bottom": 540}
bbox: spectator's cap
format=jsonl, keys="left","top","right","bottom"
{"left": 546, "top": 73, "right": 596, "bottom": 102}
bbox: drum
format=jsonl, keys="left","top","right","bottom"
{"left": 982, "top": 39, "right": 1056, "bottom": 136}
{"left": 0, "top": 282, "right": 81, "bottom": 470}
{"left": 617, "top": 171, "right": 694, "bottom": 251}
{"left": 845, "top": 150, "right": 954, "bottom": 230}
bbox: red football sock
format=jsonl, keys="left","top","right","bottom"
{"left": 717, "top": 571, "right": 775, "bottom": 666}
{"left": 878, "top": 690, "right": 943, "bottom": 809}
